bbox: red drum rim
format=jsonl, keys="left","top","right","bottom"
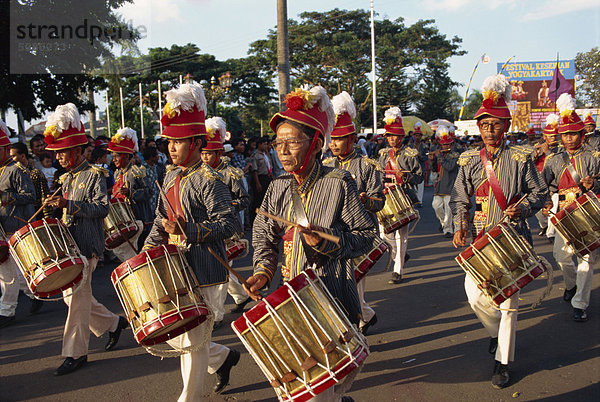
{"left": 355, "top": 242, "right": 388, "bottom": 283}
{"left": 135, "top": 304, "right": 209, "bottom": 346}
{"left": 382, "top": 212, "right": 418, "bottom": 234}
{"left": 9, "top": 218, "right": 62, "bottom": 247}
{"left": 31, "top": 257, "right": 84, "bottom": 298}
{"left": 105, "top": 225, "right": 139, "bottom": 249}
{"left": 111, "top": 244, "right": 180, "bottom": 282}
{"left": 550, "top": 192, "right": 598, "bottom": 225}
{"left": 232, "top": 269, "right": 319, "bottom": 333}
{"left": 457, "top": 222, "right": 507, "bottom": 261}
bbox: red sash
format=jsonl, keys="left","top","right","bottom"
{"left": 387, "top": 149, "right": 404, "bottom": 184}
{"left": 166, "top": 175, "right": 184, "bottom": 220}
{"left": 480, "top": 148, "right": 508, "bottom": 211}
{"left": 112, "top": 173, "right": 126, "bottom": 201}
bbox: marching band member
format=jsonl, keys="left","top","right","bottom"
{"left": 108, "top": 127, "right": 153, "bottom": 259}
{"left": 582, "top": 110, "right": 599, "bottom": 151}
{"left": 450, "top": 74, "right": 548, "bottom": 389}
{"left": 542, "top": 94, "right": 600, "bottom": 322}
{"left": 43, "top": 103, "right": 128, "bottom": 375}
{"left": 0, "top": 120, "right": 37, "bottom": 328}
{"left": 323, "top": 91, "right": 384, "bottom": 335}
{"left": 378, "top": 107, "right": 423, "bottom": 284}
{"left": 143, "top": 83, "right": 240, "bottom": 399}
{"left": 245, "top": 85, "right": 377, "bottom": 402}
{"left": 429, "top": 125, "right": 459, "bottom": 238}
{"left": 202, "top": 116, "right": 251, "bottom": 318}
{"left": 412, "top": 122, "right": 428, "bottom": 205}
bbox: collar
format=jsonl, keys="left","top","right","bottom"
{"left": 338, "top": 149, "right": 357, "bottom": 162}
{"left": 1, "top": 158, "right": 14, "bottom": 168}
{"left": 297, "top": 161, "right": 321, "bottom": 195}
{"left": 566, "top": 145, "right": 584, "bottom": 158}
{"left": 485, "top": 141, "right": 506, "bottom": 161}
{"left": 213, "top": 159, "right": 226, "bottom": 172}
{"left": 180, "top": 160, "right": 203, "bottom": 177}
{"left": 69, "top": 159, "right": 89, "bottom": 175}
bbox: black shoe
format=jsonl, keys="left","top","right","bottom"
{"left": 563, "top": 286, "right": 577, "bottom": 302}
{"left": 547, "top": 236, "right": 554, "bottom": 244}
{"left": 537, "top": 227, "right": 547, "bottom": 236}
{"left": 0, "top": 315, "right": 15, "bottom": 329}
{"left": 213, "top": 320, "right": 224, "bottom": 331}
{"left": 488, "top": 337, "right": 498, "bottom": 355}
{"left": 444, "top": 232, "right": 453, "bottom": 238}
{"left": 105, "top": 316, "right": 129, "bottom": 351}
{"left": 405, "top": 253, "right": 411, "bottom": 263}
{"left": 491, "top": 361, "right": 509, "bottom": 389}
{"left": 54, "top": 356, "right": 87, "bottom": 376}
{"left": 213, "top": 349, "right": 240, "bottom": 393}
{"left": 360, "top": 314, "right": 378, "bottom": 335}
{"left": 30, "top": 298, "right": 44, "bottom": 315}
{"left": 341, "top": 397, "right": 355, "bottom": 402}
{"left": 573, "top": 308, "right": 588, "bottom": 322}
{"left": 230, "top": 298, "right": 250, "bottom": 314}
{"left": 438, "top": 224, "right": 443, "bottom": 232}
{"left": 388, "top": 273, "right": 402, "bottom": 284}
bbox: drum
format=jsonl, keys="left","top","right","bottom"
{"left": 353, "top": 237, "right": 388, "bottom": 283}
{"left": 550, "top": 192, "right": 600, "bottom": 258}
{"left": 455, "top": 222, "right": 549, "bottom": 306}
{"left": 232, "top": 269, "right": 369, "bottom": 402}
{"left": 9, "top": 218, "right": 84, "bottom": 298}
{"left": 111, "top": 244, "right": 209, "bottom": 346}
{"left": 225, "top": 233, "right": 249, "bottom": 261}
{"left": 104, "top": 198, "right": 138, "bottom": 249}
{"left": 376, "top": 184, "right": 419, "bottom": 234}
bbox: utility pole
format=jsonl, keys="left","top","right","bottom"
{"left": 88, "top": 87, "right": 96, "bottom": 138}
{"left": 370, "top": 0, "right": 377, "bottom": 135}
{"left": 277, "top": 0, "right": 290, "bottom": 111}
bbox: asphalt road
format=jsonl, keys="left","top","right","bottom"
{"left": 1, "top": 186, "right": 598, "bottom": 401}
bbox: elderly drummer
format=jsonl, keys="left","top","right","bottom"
{"left": 245, "top": 85, "right": 377, "bottom": 402}
{"left": 142, "top": 83, "right": 241, "bottom": 399}
{"left": 323, "top": 91, "right": 384, "bottom": 335}
{"left": 108, "top": 127, "right": 153, "bottom": 252}
{"left": 377, "top": 107, "right": 423, "bottom": 284}
{"left": 201, "top": 116, "right": 251, "bottom": 319}
{"left": 542, "top": 94, "right": 600, "bottom": 323}
{"left": 450, "top": 74, "right": 548, "bottom": 389}
{"left": 0, "top": 119, "right": 38, "bottom": 328}
{"left": 42, "top": 103, "right": 128, "bottom": 375}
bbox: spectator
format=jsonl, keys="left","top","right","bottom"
{"left": 142, "top": 146, "right": 164, "bottom": 214}
{"left": 10, "top": 142, "right": 51, "bottom": 219}
{"left": 249, "top": 137, "right": 273, "bottom": 223}
{"left": 39, "top": 152, "right": 57, "bottom": 191}
{"left": 29, "top": 134, "right": 46, "bottom": 170}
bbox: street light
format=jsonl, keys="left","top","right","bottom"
{"left": 206, "top": 71, "right": 233, "bottom": 116}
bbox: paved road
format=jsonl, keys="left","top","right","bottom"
{"left": 1, "top": 186, "right": 599, "bottom": 401}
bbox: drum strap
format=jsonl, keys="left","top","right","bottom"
{"left": 562, "top": 152, "right": 581, "bottom": 185}
{"left": 166, "top": 175, "right": 184, "bottom": 220}
{"left": 388, "top": 149, "right": 404, "bottom": 185}
{"left": 480, "top": 148, "right": 507, "bottom": 211}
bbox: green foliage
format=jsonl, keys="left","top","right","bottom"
{"left": 575, "top": 47, "right": 600, "bottom": 107}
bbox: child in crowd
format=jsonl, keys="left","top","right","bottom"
{"left": 40, "top": 152, "right": 57, "bottom": 191}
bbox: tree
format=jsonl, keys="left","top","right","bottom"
{"left": 575, "top": 47, "right": 600, "bottom": 107}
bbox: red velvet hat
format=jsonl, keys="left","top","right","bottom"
{"left": 526, "top": 124, "right": 536, "bottom": 136}
{"left": 557, "top": 94, "right": 584, "bottom": 134}
{"left": 204, "top": 116, "right": 226, "bottom": 151}
{"left": 0, "top": 120, "right": 11, "bottom": 147}
{"left": 108, "top": 127, "right": 138, "bottom": 154}
{"left": 331, "top": 91, "right": 356, "bottom": 138}
{"left": 542, "top": 114, "right": 559, "bottom": 135}
{"left": 44, "top": 103, "right": 88, "bottom": 151}
{"left": 583, "top": 111, "right": 596, "bottom": 127}
{"left": 474, "top": 74, "right": 512, "bottom": 120}
{"left": 161, "top": 83, "right": 207, "bottom": 139}
{"left": 270, "top": 86, "right": 335, "bottom": 149}
{"left": 413, "top": 121, "right": 423, "bottom": 135}
{"left": 384, "top": 107, "right": 405, "bottom": 136}
{"left": 436, "top": 125, "right": 454, "bottom": 145}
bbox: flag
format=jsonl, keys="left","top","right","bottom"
{"left": 482, "top": 54, "right": 490, "bottom": 64}
{"left": 548, "top": 63, "right": 573, "bottom": 102}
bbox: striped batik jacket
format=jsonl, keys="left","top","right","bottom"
{"left": 450, "top": 142, "right": 548, "bottom": 243}
{"left": 144, "top": 161, "right": 239, "bottom": 287}
{"left": 113, "top": 162, "right": 154, "bottom": 224}
{"left": 213, "top": 159, "right": 250, "bottom": 214}
{"left": 0, "top": 159, "right": 36, "bottom": 235}
{"left": 433, "top": 151, "right": 460, "bottom": 196}
{"left": 378, "top": 145, "right": 423, "bottom": 203}
{"left": 252, "top": 161, "right": 378, "bottom": 324}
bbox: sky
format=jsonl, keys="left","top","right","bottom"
{"left": 7, "top": 0, "right": 600, "bottom": 129}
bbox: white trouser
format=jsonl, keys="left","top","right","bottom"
{"left": 227, "top": 270, "right": 249, "bottom": 305}
{"left": 553, "top": 234, "right": 598, "bottom": 310}
{"left": 535, "top": 209, "right": 548, "bottom": 231}
{"left": 383, "top": 225, "right": 408, "bottom": 275}
{"left": 62, "top": 257, "right": 119, "bottom": 358}
{"left": 416, "top": 181, "right": 424, "bottom": 204}
{"left": 205, "top": 282, "right": 227, "bottom": 322}
{"left": 201, "top": 284, "right": 231, "bottom": 373}
{"left": 0, "top": 256, "right": 34, "bottom": 317}
{"left": 109, "top": 221, "right": 142, "bottom": 263}
{"left": 464, "top": 276, "right": 518, "bottom": 365}
{"left": 432, "top": 195, "right": 453, "bottom": 234}
{"left": 357, "top": 277, "right": 375, "bottom": 326}
{"left": 546, "top": 193, "right": 559, "bottom": 238}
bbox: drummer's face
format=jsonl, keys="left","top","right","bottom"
{"left": 200, "top": 150, "right": 218, "bottom": 166}
{"left": 275, "top": 122, "right": 321, "bottom": 173}
{"left": 386, "top": 134, "right": 404, "bottom": 149}
{"left": 478, "top": 117, "right": 506, "bottom": 147}
{"left": 329, "top": 135, "right": 354, "bottom": 157}
{"left": 168, "top": 138, "right": 200, "bottom": 166}
{"left": 561, "top": 131, "right": 583, "bottom": 151}
{"left": 56, "top": 148, "right": 80, "bottom": 169}
{"left": 543, "top": 133, "right": 559, "bottom": 147}
{"left": 112, "top": 152, "right": 129, "bottom": 169}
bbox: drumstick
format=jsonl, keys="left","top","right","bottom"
{"left": 384, "top": 169, "right": 411, "bottom": 174}
{"left": 367, "top": 196, "right": 383, "bottom": 202}
{"left": 30, "top": 186, "right": 62, "bottom": 223}
{"left": 155, "top": 180, "right": 187, "bottom": 241}
{"left": 500, "top": 194, "right": 528, "bottom": 222}
{"left": 256, "top": 208, "right": 340, "bottom": 245}
{"left": 207, "top": 246, "right": 253, "bottom": 291}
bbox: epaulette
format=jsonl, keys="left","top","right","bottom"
{"left": 322, "top": 156, "right": 336, "bottom": 165}
{"left": 131, "top": 164, "right": 146, "bottom": 179}
{"left": 14, "top": 161, "right": 28, "bottom": 173}
{"left": 448, "top": 152, "right": 460, "bottom": 159}
{"left": 545, "top": 152, "right": 557, "bottom": 162}
{"left": 221, "top": 155, "right": 231, "bottom": 163}
{"left": 166, "top": 164, "right": 178, "bottom": 172}
{"left": 403, "top": 147, "right": 418, "bottom": 158}
{"left": 378, "top": 148, "right": 389, "bottom": 156}
{"left": 592, "top": 150, "right": 600, "bottom": 158}
{"left": 226, "top": 165, "right": 244, "bottom": 180}
{"left": 324, "top": 168, "right": 345, "bottom": 180}
{"left": 510, "top": 147, "right": 531, "bottom": 163}
{"left": 200, "top": 163, "right": 224, "bottom": 181}
{"left": 458, "top": 149, "right": 478, "bottom": 167}
{"left": 58, "top": 172, "right": 69, "bottom": 185}
{"left": 90, "top": 164, "right": 109, "bottom": 177}
{"left": 361, "top": 155, "right": 383, "bottom": 171}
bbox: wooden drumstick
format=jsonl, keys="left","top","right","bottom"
{"left": 155, "top": 180, "right": 187, "bottom": 241}
{"left": 30, "top": 187, "right": 62, "bottom": 223}
{"left": 256, "top": 208, "right": 340, "bottom": 245}
{"left": 501, "top": 194, "right": 528, "bottom": 222}
{"left": 367, "top": 196, "right": 383, "bottom": 202}
{"left": 207, "top": 246, "right": 253, "bottom": 291}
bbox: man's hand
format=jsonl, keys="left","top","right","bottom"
{"left": 504, "top": 204, "right": 522, "bottom": 219}
{"left": 162, "top": 216, "right": 187, "bottom": 235}
{"left": 45, "top": 195, "right": 67, "bottom": 209}
{"left": 359, "top": 192, "right": 368, "bottom": 204}
{"left": 119, "top": 187, "right": 130, "bottom": 197}
{"left": 244, "top": 274, "right": 268, "bottom": 301}
{"left": 453, "top": 229, "right": 467, "bottom": 248}
{"left": 580, "top": 176, "right": 594, "bottom": 191}
{"left": 541, "top": 201, "right": 554, "bottom": 217}
{"left": 299, "top": 223, "right": 323, "bottom": 247}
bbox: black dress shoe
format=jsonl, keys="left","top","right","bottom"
{"left": 388, "top": 273, "right": 402, "bottom": 284}
{"left": 563, "top": 286, "right": 577, "bottom": 302}
{"left": 213, "top": 320, "right": 224, "bottom": 331}
{"left": 491, "top": 360, "right": 509, "bottom": 389}
{"left": 0, "top": 315, "right": 15, "bottom": 329}
{"left": 444, "top": 232, "right": 453, "bottom": 238}
{"left": 488, "top": 337, "right": 498, "bottom": 355}
{"left": 54, "top": 356, "right": 87, "bottom": 376}
{"left": 360, "top": 314, "right": 378, "bottom": 336}
{"left": 105, "top": 316, "right": 129, "bottom": 351}
{"left": 213, "top": 349, "right": 240, "bottom": 393}
{"left": 573, "top": 308, "right": 588, "bottom": 322}
{"left": 230, "top": 297, "right": 250, "bottom": 313}
{"left": 537, "top": 227, "right": 547, "bottom": 236}
{"left": 30, "top": 298, "right": 44, "bottom": 315}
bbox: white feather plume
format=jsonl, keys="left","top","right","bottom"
{"left": 165, "top": 83, "right": 207, "bottom": 115}
{"left": 206, "top": 116, "right": 226, "bottom": 138}
{"left": 46, "top": 103, "right": 81, "bottom": 132}
{"left": 556, "top": 93, "right": 576, "bottom": 114}
{"left": 309, "top": 86, "right": 335, "bottom": 136}
{"left": 413, "top": 121, "right": 422, "bottom": 130}
{"left": 481, "top": 74, "right": 511, "bottom": 103}
{"left": 436, "top": 125, "right": 450, "bottom": 138}
{"left": 0, "top": 119, "right": 9, "bottom": 136}
{"left": 116, "top": 127, "right": 138, "bottom": 151}
{"left": 332, "top": 91, "right": 356, "bottom": 119}
{"left": 545, "top": 113, "right": 559, "bottom": 127}
{"left": 384, "top": 107, "right": 402, "bottom": 125}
